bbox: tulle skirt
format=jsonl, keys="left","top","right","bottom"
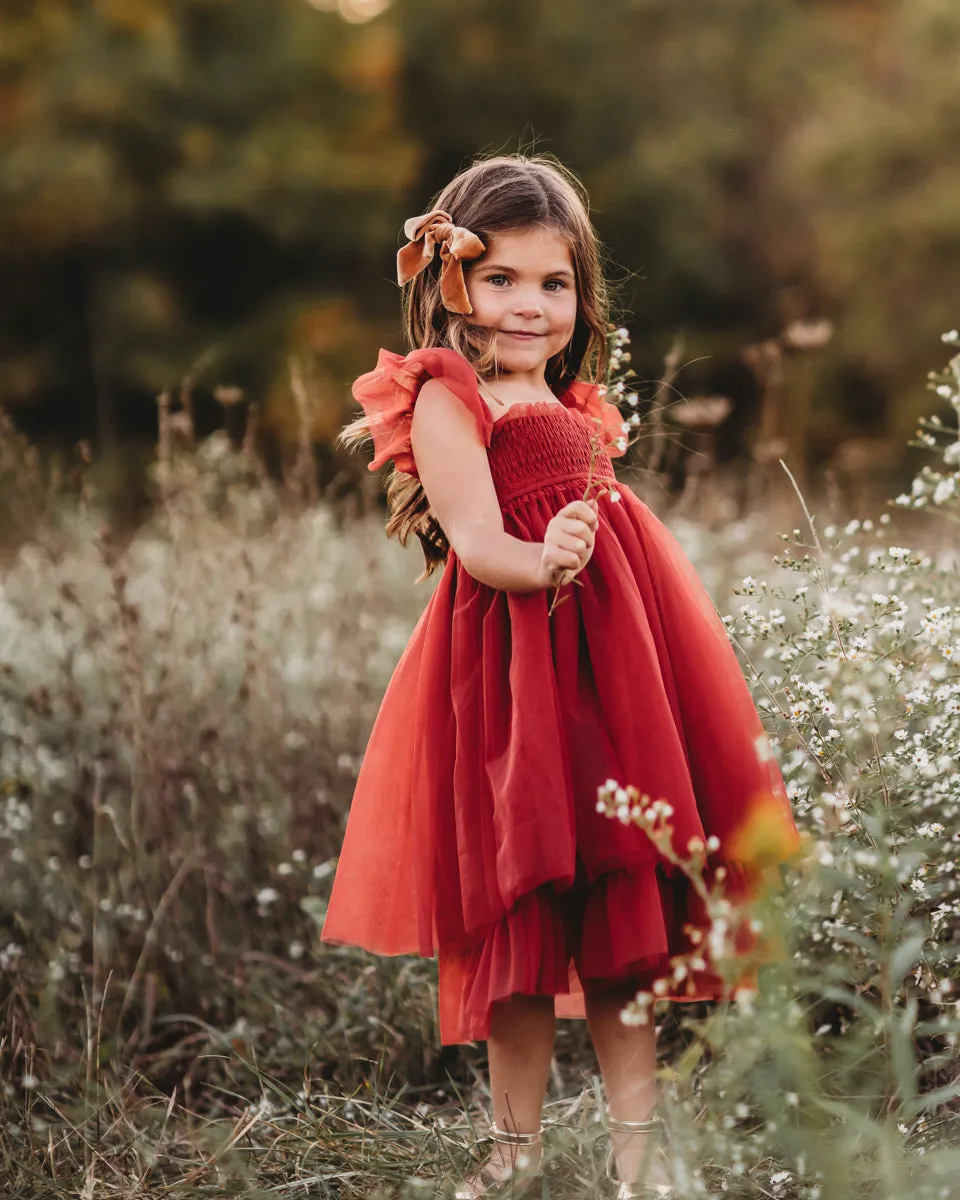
{"left": 321, "top": 481, "right": 798, "bottom": 1043}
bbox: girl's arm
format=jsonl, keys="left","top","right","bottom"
{"left": 410, "top": 378, "right": 551, "bottom": 593}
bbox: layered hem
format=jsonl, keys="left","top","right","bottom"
{"left": 434, "top": 861, "right": 760, "bottom": 1045}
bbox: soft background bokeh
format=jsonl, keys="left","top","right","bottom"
{"left": 4, "top": 0, "right": 960, "bottom": 505}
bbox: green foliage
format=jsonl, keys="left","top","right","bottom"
{"left": 0, "top": 0, "right": 417, "bottom": 418}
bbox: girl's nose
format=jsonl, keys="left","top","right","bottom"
{"left": 512, "top": 293, "right": 544, "bottom": 319}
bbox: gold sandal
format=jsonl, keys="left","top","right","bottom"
{"left": 453, "top": 1121, "right": 544, "bottom": 1199}
{"left": 605, "top": 1114, "right": 673, "bottom": 1199}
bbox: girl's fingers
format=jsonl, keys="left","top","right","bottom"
{"left": 546, "top": 501, "right": 600, "bottom": 587}
{"left": 548, "top": 550, "right": 581, "bottom": 572}
{"left": 555, "top": 512, "right": 595, "bottom": 537}
{"left": 554, "top": 533, "right": 589, "bottom": 554}
{"left": 563, "top": 500, "right": 597, "bottom": 522}
{"left": 555, "top": 522, "right": 595, "bottom": 547}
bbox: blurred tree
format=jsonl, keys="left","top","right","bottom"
{"left": 0, "top": 0, "right": 417, "bottom": 442}
{"left": 1, "top": 0, "right": 959, "bottom": 498}
{"left": 783, "top": 0, "right": 960, "bottom": 445}
{"left": 392, "top": 0, "right": 960, "bottom": 487}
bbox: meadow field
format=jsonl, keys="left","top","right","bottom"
{"left": 2, "top": 333, "right": 960, "bottom": 1198}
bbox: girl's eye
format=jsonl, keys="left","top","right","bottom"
{"left": 483, "top": 274, "right": 569, "bottom": 291}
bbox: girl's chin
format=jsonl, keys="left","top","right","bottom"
{"left": 494, "top": 341, "right": 558, "bottom": 369}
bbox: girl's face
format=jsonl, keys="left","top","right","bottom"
{"left": 464, "top": 226, "right": 578, "bottom": 378}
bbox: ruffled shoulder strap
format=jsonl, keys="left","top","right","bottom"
{"left": 563, "top": 381, "right": 629, "bottom": 459}
{"left": 351, "top": 347, "right": 494, "bottom": 479}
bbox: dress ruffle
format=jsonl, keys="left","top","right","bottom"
{"left": 323, "top": 348, "right": 799, "bottom": 1044}
{"left": 351, "top": 346, "right": 627, "bottom": 479}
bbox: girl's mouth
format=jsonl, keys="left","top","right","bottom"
{"left": 500, "top": 331, "right": 544, "bottom": 341}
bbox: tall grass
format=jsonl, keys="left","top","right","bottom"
{"left": 1, "top": 331, "right": 959, "bottom": 1195}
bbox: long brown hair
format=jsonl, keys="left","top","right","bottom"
{"left": 340, "top": 153, "right": 611, "bottom": 582}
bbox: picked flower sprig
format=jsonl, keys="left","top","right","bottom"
{"left": 547, "top": 326, "right": 642, "bottom": 615}
{"left": 594, "top": 777, "right": 756, "bottom": 1024}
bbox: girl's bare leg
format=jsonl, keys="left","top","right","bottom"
{"left": 585, "top": 980, "right": 670, "bottom": 1187}
{"left": 482, "top": 993, "right": 555, "bottom": 1174}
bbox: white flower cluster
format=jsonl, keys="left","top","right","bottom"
{"left": 609, "top": 326, "right": 632, "bottom": 369}
{"left": 605, "top": 327, "right": 639, "bottom": 455}
{"left": 0, "top": 943, "right": 23, "bottom": 972}
{"left": 895, "top": 338, "right": 960, "bottom": 512}
{"left": 618, "top": 346, "right": 960, "bottom": 1192}
{"left": 1, "top": 792, "right": 32, "bottom": 837}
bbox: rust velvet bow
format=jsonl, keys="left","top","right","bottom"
{"left": 396, "top": 209, "right": 485, "bottom": 314}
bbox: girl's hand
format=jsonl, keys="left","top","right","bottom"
{"left": 539, "top": 498, "right": 599, "bottom": 589}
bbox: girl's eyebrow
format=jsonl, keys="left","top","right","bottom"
{"left": 479, "top": 264, "right": 576, "bottom": 279}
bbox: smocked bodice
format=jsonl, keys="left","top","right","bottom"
{"left": 487, "top": 403, "right": 618, "bottom": 509}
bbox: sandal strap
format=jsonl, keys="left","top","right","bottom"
{"left": 489, "top": 1121, "right": 543, "bottom": 1146}
{"left": 606, "top": 1115, "right": 663, "bottom": 1135}
{"left": 605, "top": 1110, "right": 671, "bottom": 1197}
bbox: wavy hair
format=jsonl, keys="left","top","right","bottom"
{"left": 339, "top": 153, "right": 610, "bottom": 582}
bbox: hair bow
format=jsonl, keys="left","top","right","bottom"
{"left": 396, "top": 209, "right": 485, "bottom": 314}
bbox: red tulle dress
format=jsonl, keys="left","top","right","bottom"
{"left": 320, "top": 346, "right": 799, "bottom": 1045}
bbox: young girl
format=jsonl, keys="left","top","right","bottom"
{"left": 321, "top": 154, "right": 799, "bottom": 1198}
